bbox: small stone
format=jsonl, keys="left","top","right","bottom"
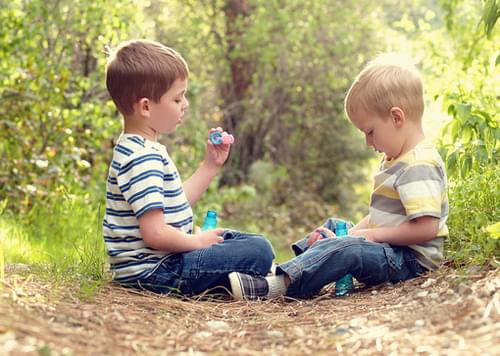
{"left": 421, "top": 278, "right": 436, "bottom": 288}
{"left": 266, "top": 330, "right": 284, "bottom": 338}
{"left": 416, "top": 290, "right": 429, "bottom": 298}
{"left": 415, "top": 320, "right": 425, "bottom": 327}
{"left": 205, "top": 320, "right": 231, "bottom": 331}
{"left": 371, "top": 290, "right": 378, "bottom": 295}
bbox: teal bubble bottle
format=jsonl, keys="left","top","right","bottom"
{"left": 201, "top": 210, "right": 218, "bottom": 231}
{"left": 334, "top": 220, "right": 354, "bottom": 296}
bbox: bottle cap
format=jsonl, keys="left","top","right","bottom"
{"left": 210, "top": 131, "right": 234, "bottom": 144}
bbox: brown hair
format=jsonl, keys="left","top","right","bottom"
{"left": 105, "top": 39, "right": 189, "bottom": 115}
{"left": 345, "top": 53, "right": 424, "bottom": 122}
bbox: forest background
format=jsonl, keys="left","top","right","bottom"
{"left": 0, "top": 0, "right": 498, "bottom": 290}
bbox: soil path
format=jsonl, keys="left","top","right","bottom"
{"left": 1, "top": 267, "right": 499, "bottom": 355}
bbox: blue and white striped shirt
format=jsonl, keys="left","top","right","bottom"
{"left": 103, "top": 134, "right": 193, "bottom": 282}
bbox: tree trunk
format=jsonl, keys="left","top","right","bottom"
{"left": 219, "top": 0, "right": 260, "bottom": 186}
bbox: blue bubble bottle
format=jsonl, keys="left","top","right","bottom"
{"left": 201, "top": 210, "right": 218, "bottom": 231}
{"left": 334, "top": 220, "right": 354, "bottom": 296}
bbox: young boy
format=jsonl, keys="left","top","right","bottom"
{"left": 103, "top": 39, "right": 273, "bottom": 296}
{"left": 229, "top": 53, "right": 449, "bottom": 300}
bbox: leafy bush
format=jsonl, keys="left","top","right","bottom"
{"left": 0, "top": 0, "right": 141, "bottom": 213}
{"left": 445, "top": 164, "right": 500, "bottom": 267}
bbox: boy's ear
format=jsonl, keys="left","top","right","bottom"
{"left": 135, "top": 98, "right": 151, "bottom": 117}
{"left": 390, "top": 107, "right": 405, "bottom": 127}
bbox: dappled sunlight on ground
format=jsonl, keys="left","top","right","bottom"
{"left": 1, "top": 266, "right": 499, "bottom": 355}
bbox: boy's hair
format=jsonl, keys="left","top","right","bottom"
{"left": 105, "top": 39, "right": 189, "bottom": 115}
{"left": 344, "top": 53, "right": 424, "bottom": 122}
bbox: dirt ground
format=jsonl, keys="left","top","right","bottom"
{"left": 1, "top": 265, "right": 499, "bottom": 355}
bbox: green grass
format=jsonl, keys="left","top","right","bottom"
{"left": 0, "top": 191, "right": 109, "bottom": 292}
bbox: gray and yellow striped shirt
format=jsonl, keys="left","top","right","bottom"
{"left": 369, "top": 141, "right": 449, "bottom": 270}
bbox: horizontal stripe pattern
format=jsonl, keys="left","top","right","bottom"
{"left": 103, "top": 134, "right": 193, "bottom": 282}
{"left": 370, "top": 142, "right": 449, "bottom": 270}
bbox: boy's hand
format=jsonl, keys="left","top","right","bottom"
{"left": 204, "top": 127, "right": 232, "bottom": 168}
{"left": 350, "top": 228, "right": 377, "bottom": 242}
{"left": 194, "top": 228, "right": 224, "bottom": 249}
{"left": 306, "top": 226, "right": 335, "bottom": 246}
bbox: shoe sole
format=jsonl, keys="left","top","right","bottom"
{"left": 228, "top": 272, "right": 244, "bottom": 301}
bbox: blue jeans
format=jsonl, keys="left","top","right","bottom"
{"left": 277, "top": 218, "right": 427, "bottom": 299}
{"left": 126, "top": 230, "right": 274, "bottom": 295}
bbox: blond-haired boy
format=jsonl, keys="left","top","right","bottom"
{"left": 103, "top": 39, "right": 273, "bottom": 295}
{"left": 229, "top": 53, "right": 448, "bottom": 300}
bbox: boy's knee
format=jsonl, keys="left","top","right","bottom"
{"left": 320, "top": 237, "right": 366, "bottom": 263}
{"left": 246, "top": 236, "right": 274, "bottom": 266}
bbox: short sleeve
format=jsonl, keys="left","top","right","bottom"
{"left": 395, "top": 163, "right": 445, "bottom": 220}
{"left": 116, "top": 152, "right": 166, "bottom": 218}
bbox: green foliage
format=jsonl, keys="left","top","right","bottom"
{"left": 479, "top": 0, "right": 500, "bottom": 39}
{"left": 0, "top": 0, "right": 143, "bottom": 212}
{"left": 0, "top": 188, "right": 108, "bottom": 282}
{"left": 446, "top": 165, "right": 500, "bottom": 267}
{"left": 433, "top": 0, "right": 499, "bottom": 266}
{"left": 440, "top": 97, "right": 499, "bottom": 178}
{"left": 149, "top": 0, "right": 378, "bottom": 214}
{"left": 434, "top": 0, "right": 499, "bottom": 179}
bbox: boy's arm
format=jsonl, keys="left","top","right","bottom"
{"left": 138, "top": 209, "right": 223, "bottom": 252}
{"left": 353, "top": 216, "right": 440, "bottom": 245}
{"left": 183, "top": 161, "right": 220, "bottom": 206}
{"left": 349, "top": 215, "right": 370, "bottom": 234}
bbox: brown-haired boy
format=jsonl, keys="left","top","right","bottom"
{"left": 103, "top": 40, "right": 273, "bottom": 295}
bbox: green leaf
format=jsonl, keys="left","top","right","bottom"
{"left": 462, "top": 126, "right": 473, "bottom": 143}
{"left": 480, "top": 0, "right": 500, "bottom": 39}
{"left": 449, "top": 120, "right": 458, "bottom": 140}
{"left": 455, "top": 103, "right": 472, "bottom": 121}
{"left": 461, "top": 155, "right": 472, "bottom": 177}
{"left": 447, "top": 151, "right": 458, "bottom": 173}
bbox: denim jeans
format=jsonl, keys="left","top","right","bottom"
{"left": 126, "top": 230, "right": 274, "bottom": 295}
{"left": 277, "top": 218, "right": 427, "bottom": 299}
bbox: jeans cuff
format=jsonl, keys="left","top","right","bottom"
{"left": 277, "top": 259, "right": 302, "bottom": 284}
{"left": 291, "top": 237, "right": 309, "bottom": 256}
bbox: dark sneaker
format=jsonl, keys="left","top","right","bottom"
{"left": 267, "top": 262, "right": 278, "bottom": 276}
{"left": 228, "top": 272, "right": 269, "bottom": 301}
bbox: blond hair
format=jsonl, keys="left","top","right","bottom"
{"left": 345, "top": 53, "right": 424, "bottom": 122}
{"left": 105, "top": 39, "right": 189, "bottom": 115}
